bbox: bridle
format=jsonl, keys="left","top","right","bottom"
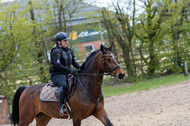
{"left": 76, "top": 50, "right": 121, "bottom": 77}
{"left": 100, "top": 51, "right": 120, "bottom": 76}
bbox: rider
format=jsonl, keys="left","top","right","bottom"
{"left": 49, "top": 32, "right": 80, "bottom": 116}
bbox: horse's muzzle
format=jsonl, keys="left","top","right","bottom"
{"left": 118, "top": 73, "right": 125, "bottom": 79}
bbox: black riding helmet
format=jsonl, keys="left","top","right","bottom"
{"left": 54, "top": 32, "right": 70, "bottom": 42}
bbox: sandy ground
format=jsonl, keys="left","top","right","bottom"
{"left": 4, "top": 80, "right": 190, "bottom": 126}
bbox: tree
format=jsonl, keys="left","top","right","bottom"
{"left": 99, "top": 0, "right": 137, "bottom": 82}
{"left": 28, "top": 0, "right": 50, "bottom": 83}
{"left": 136, "top": 0, "right": 169, "bottom": 77}
{"left": 0, "top": 1, "right": 33, "bottom": 101}
{"left": 99, "top": 8, "right": 119, "bottom": 61}
{"left": 166, "top": 0, "right": 190, "bottom": 71}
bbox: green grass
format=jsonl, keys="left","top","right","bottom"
{"left": 102, "top": 74, "right": 190, "bottom": 97}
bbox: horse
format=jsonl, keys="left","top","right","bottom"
{"left": 10, "top": 44, "right": 125, "bottom": 126}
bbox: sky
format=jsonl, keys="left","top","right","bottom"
{"left": 1, "top": 0, "right": 14, "bottom": 2}
{"left": 1, "top": 0, "right": 115, "bottom": 7}
{"left": 85, "top": 0, "right": 115, "bottom": 7}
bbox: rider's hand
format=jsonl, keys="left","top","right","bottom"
{"left": 70, "top": 69, "right": 77, "bottom": 74}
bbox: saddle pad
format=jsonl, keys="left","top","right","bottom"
{"left": 40, "top": 84, "right": 58, "bottom": 102}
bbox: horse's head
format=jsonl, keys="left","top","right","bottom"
{"left": 99, "top": 44, "right": 125, "bottom": 80}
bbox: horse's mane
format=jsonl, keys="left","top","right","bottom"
{"left": 80, "top": 45, "right": 110, "bottom": 70}
{"left": 80, "top": 49, "right": 100, "bottom": 70}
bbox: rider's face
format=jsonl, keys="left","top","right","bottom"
{"left": 61, "top": 39, "right": 68, "bottom": 48}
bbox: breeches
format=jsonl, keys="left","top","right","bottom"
{"left": 51, "top": 74, "right": 67, "bottom": 90}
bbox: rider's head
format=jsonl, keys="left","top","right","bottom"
{"left": 54, "top": 32, "right": 70, "bottom": 48}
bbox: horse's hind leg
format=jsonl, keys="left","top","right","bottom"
{"left": 19, "top": 108, "right": 35, "bottom": 126}
{"left": 35, "top": 113, "right": 51, "bottom": 126}
{"left": 19, "top": 116, "right": 35, "bottom": 126}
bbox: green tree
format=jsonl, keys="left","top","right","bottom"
{"left": 136, "top": 0, "right": 169, "bottom": 77}
{"left": 0, "top": 2, "right": 33, "bottom": 101}
{"left": 99, "top": 0, "right": 137, "bottom": 82}
{"left": 166, "top": 0, "right": 190, "bottom": 71}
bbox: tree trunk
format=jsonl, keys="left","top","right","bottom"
{"left": 28, "top": 0, "right": 48, "bottom": 83}
{"left": 116, "top": 36, "right": 135, "bottom": 82}
{"left": 63, "top": 8, "right": 67, "bottom": 32}
{"left": 100, "top": 9, "right": 119, "bottom": 61}
{"left": 172, "top": 27, "right": 181, "bottom": 71}
{"left": 58, "top": 3, "right": 63, "bottom": 31}
{"left": 147, "top": 40, "right": 157, "bottom": 76}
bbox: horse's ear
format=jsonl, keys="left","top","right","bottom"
{"left": 100, "top": 44, "right": 105, "bottom": 52}
{"left": 109, "top": 43, "right": 113, "bottom": 52}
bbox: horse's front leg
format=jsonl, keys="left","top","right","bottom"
{"left": 72, "top": 116, "right": 82, "bottom": 126}
{"left": 93, "top": 106, "right": 113, "bottom": 126}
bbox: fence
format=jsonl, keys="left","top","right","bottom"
{"left": 0, "top": 95, "right": 10, "bottom": 125}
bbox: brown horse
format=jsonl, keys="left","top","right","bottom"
{"left": 10, "top": 44, "right": 125, "bottom": 126}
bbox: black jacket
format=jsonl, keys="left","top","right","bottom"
{"left": 49, "top": 46, "right": 80, "bottom": 77}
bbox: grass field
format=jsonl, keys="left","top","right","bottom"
{"left": 102, "top": 74, "right": 190, "bottom": 97}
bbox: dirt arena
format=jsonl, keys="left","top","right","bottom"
{"left": 6, "top": 80, "right": 190, "bottom": 126}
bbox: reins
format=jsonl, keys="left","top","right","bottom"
{"left": 74, "top": 73, "right": 110, "bottom": 76}
{"left": 77, "top": 75, "right": 103, "bottom": 108}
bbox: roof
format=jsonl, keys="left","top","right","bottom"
{"left": 0, "top": 95, "right": 6, "bottom": 98}
{"left": 57, "top": 1, "right": 101, "bottom": 26}
{"left": 1, "top": 0, "right": 101, "bottom": 26}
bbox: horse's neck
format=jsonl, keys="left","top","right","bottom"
{"left": 79, "top": 54, "right": 103, "bottom": 98}
{"left": 81, "top": 52, "right": 103, "bottom": 75}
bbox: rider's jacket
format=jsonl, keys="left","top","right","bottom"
{"left": 49, "top": 45, "right": 80, "bottom": 77}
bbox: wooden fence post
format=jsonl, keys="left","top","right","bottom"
{"left": 0, "top": 95, "right": 10, "bottom": 125}
{"left": 184, "top": 61, "right": 188, "bottom": 76}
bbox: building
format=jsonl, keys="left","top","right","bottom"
{"left": 1, "top": 0, "right": 108, "bottom": 58}
{"left": 65, "top": 1, "right": 108, "bottom": 58}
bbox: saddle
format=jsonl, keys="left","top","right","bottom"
{"left": 40, "top": 74, "right": 75, "bottom": 101}
{"left": 40, "top": 74, "right": 76, "bottom": 119}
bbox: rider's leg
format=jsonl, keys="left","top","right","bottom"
{"left": 59, "top": 75, "right": 68, "bottom": 116}
{"left": 58, "top": 86, "right": 67, "bottom": 115}
{"left": 51, "top": 74, "right": 68, "bottom": 116}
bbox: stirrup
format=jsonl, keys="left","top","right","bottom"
{"left": 59, "top": 107, "right": 67, "bottom": 116}
{"left": 62, "top": 107, "right": 67, "bottom": 114}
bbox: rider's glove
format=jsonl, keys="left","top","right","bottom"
{"left": 70, "top": 69, "right": 77, "bottom": 74}
{"left": 70, "top": 69, "right": 80, "bottom": 74}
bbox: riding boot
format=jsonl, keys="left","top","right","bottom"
{"left": 59, "top": 87, "right": 67, "bottom": 116}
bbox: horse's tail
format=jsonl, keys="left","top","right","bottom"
{"left": 10, "top": 86, "right": 26, "bottom": 126}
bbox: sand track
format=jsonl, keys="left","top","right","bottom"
{"left": 29, "top": 80, "right": 190, "bottom": 126}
